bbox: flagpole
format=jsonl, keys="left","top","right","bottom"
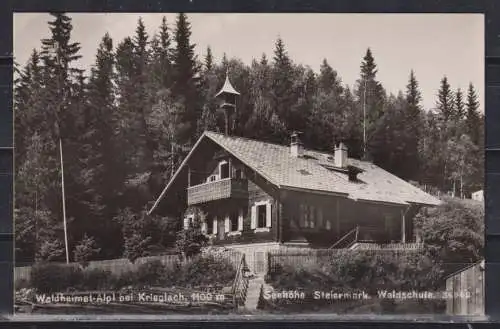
{"left": 59, "top": 137, "right": 69, "bottom": 264}
{"left": 363, "top": 78, "right": 367, "bottom": 157}
{"left": 52, "top": 40, "right": 69, "bottom": 264}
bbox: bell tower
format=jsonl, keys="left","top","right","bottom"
{"left": 215, "top": 69, "right": 240, "bottom": 135}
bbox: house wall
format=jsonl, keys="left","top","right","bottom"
{"left": 186, "top": 151, "right": 279, "bottom": 246}
{"left": 280, "top": 190, "right": 412, "bottom": 247}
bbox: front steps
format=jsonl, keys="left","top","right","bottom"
{"left": 243, "top": 275, "right": 265, "bottom": 310}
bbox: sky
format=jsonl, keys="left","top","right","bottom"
{"left": 13, "top": 13, "right": 484, "bottom": 112}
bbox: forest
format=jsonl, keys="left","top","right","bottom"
{"left": 14, "top": 13, "right": 484, "bottom": 264}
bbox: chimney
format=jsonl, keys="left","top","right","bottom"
{"left": 334, "top": 142, "right": 348, "bottom": 168}
{"left": 290, "top": 131, "right": 304, "bottom": 158}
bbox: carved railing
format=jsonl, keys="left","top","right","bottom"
{"left": 187, "top": 178, "right": 248, "bottom": 205}
{"left": 231, "top": 254, "right": 249, "bottom": 308}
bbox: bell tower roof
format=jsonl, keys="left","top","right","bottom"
{"left": 215, "top": 69, "right": 240, "bottom": 97}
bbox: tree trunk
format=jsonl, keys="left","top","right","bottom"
{"left": 460, "top": 175, "right": 464, "bottom": 199}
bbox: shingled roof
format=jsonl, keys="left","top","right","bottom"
{"left": 149, "top": 131, "right": 441, "bottom": 214}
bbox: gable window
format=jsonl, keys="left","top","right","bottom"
{"left": 251, "top": 201, "right": 271, "bottom": 232}
{"left": 219, "top": 161, "right": 229, "bottom": 179}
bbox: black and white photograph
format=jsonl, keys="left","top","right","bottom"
{"left": 13, "top": 13, "right": 485, "bottom": 316}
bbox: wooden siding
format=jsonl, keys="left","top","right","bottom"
{"left": 446, "top": 261, "right": 485, "bottom": 316}
{"left": 187, "top": 178, "right": 248, "bottom": 205}
{"left": 279, "top": 190, "right": 413, "bottom": 247}
{"left": 187, "top": 162, "right": 279, "bottom": 246}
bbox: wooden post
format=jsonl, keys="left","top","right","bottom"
{"left": 336, "top": 199, "right": 340, "bottom": 236}
{"left": 401, "top": 208, "right": 406, "bottom": 243}
{"left": 187, "top": 165, "right": 191, "bottom": 187}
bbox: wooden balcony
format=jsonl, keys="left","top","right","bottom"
{"left": 187, "top": 178, "right": 248, "bottom": 206}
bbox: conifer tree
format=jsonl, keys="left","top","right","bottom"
{"left": 204, "top": 46, "right": 214, "bottom": 72}
{"left": 465, "top": 83, "right": 481, "bottom": 145}
{"left": 455, "top": 88, "right": 465, "bottom": 120}
{"left": 402, "top": 70, "right": 423, "bottom": 181}
{"left": 436, "top": 76, "right": 454, "bottom": 123}
{"left": 172, "top": 13, "right": 201, "bottom": 145}
{"left": 356, "top": 48, "right": 386, "bottom": 161}
{"left": 271, "top": 37, "right": 295, "bottom": 140}
{"left": 150, "top": 16, "right": 172, "bottom": 90}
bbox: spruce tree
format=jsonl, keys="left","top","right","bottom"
{"left": 204, "top": 46, "right": 214, "bottom": 72}
{"left": 402, "top": 70, "right": 423, "bottom": 181}
{"left": 172, "top": 13, "right": 201, "bottom": 144}
{"left": 356, "top": 48, "right": 386, "bottom": 161}
{"left": 271, "top": 37, "right": 295, "bottom": 140}
{"left": 465, "top": 83, "right": 481, "bottom": 145}
{"left": 436, "top": 76, "right": 454, "bottom": 123}
{"left": 150, "top": 16, "right": 172, "bottom": 89}
{"left": 78, "top": 33, "right": 123, "bottom": 257}
{"left": 455, "top": 88, "right": 465, "bottom": 120}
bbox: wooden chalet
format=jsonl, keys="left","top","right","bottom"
{"left": 148, "top": 72, "right": 441, "bottom": 262}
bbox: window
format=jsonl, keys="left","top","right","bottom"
{"left": 299, "top": 204, "right": 322, "bottom": 229}
{"left": 206, "top": 216, "right": 214, "bottom": 235}
{"left": 235, "top": 168, "right": 243, "bottom": 179}
{"left": 184, "top": 214, "right": 194, "bottom": 230}
{"left": 230, "top": 211, "right": 239, "bottom": 231}
{"left": 257, "top": 204, "right": 267, "bottom": 228}
{"left": 251, "top": 201, "right": 271, "bottom": 231}
{"left": 220, "top": 161, "right": 229, "bottom": 179}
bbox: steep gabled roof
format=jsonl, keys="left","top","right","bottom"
{"left": 148, "top": 131, "right": 441, "bottom": 214}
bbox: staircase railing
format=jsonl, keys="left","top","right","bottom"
{"left": 329, "top": 225, "right": 359, "bottom": 249}
{"left": 231, "top": 253, "right": 249, "bottom": 308}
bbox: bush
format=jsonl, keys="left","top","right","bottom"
{"left": 135, "top": 259, "right": 168, "bottom": 286}
{"left": 181, "top": 255, "right": 236, "bottom": 287}
{"left": 31, "top": 263, "right": 83, "bottom": 293}
{"left": 268, "top": 250, "right": 443, "bottom": 294}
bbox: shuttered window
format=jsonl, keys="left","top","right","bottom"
{"left": 251, "top": 201, "right": 272, "bottom": 229}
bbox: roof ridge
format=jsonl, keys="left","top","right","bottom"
{"left": 204, "top": 130, "right": 339, "bottom": 157}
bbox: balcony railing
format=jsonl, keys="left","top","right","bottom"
{"left": 187, "top": 178, "right": 248, "bottom": 205}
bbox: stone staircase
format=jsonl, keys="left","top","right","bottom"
{"left": 243, "top": 275, "right": 265, "bottom": 310}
